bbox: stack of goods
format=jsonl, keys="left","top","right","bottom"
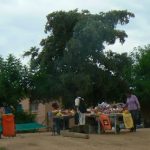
{"left": 87, "top": 102, "right": 126, "bottom": 115}
{"left": 86, "top": 108, "right": 101, "bottom": 116}
{"left": 97, "top": 102, "right": 126, "bottom": 114}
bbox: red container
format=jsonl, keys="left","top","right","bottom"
{"left": 2, "top": 114, "right": 16, "bottom": 137}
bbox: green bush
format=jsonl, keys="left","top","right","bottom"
{"left": 14, "top": 111, "right": 36, "bottom": 124}
{"left": 0, "top": 147, "right": 7, "bottom": 150}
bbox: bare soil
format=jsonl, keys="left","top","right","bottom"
{"left": 0, "top": 128, "right": 150, "bottom": 150}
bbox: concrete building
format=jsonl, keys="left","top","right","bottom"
{"left": 20, "top": 99, "right": 53, "bottom": 125}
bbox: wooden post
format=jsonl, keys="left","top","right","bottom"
{"left": 61, "top": 131, "right": 89, "bottom": 139}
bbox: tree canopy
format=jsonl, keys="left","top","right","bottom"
{"left": 1, "top": 9, "right": 150, "bottom": 119}
{"left": 23, "top": 9, "right": 134, "bottom": 106}
{"left": 132, "top": 45, "right": 150, "bottom": 110}
{"left": 0, "top": 55, "right": 28, "bottom": 107}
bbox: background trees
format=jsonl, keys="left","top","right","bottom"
{"left": 0, "top": 8, "right": 150, "bottom": 127}
{"left": 1, "top": 9, "right": 150, "bottom": 113}
{"left": 23, "top": 9, "right": 134, "bottom": 107}
{"left": 132, "top": 45, "right": 150, "bottom": 111}
{"left": 0, "top": 55, "right": 29, "bottom": 107}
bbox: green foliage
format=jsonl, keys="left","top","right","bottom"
{"left": 0, "top": 54, "right": 29, "bottom": 107}
{"left": 23, "top": 9, "right": 134, "bottom": 106}
{"left": 14, "top": 111, "right": 36, "bottom": 124}
{"left": 23, "top": 47, "right": 39, "bottom": 70}
{"left": 2, "top": 9, "right": 150, "bottom": 114}
{"left": 132, "top": 45, "right": 150, "bottom": 110}
{"left": 0, "top": 147, "right": 7, "bottom": 150}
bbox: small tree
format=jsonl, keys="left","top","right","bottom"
{"left": 0, "top": 54, "right": 29, "bottom": 107}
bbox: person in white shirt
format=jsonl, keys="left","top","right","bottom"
{"left": 78, "top": 98, "right": 86, "bottom": 125}
{"left": 75, "top": 97, "right": 81, "bottom": 110}
{"left": 74, "top": 97, "right": 86, "bottom": 125}
{"left": 74, "top": 97, "right": 81, "bottom": 125}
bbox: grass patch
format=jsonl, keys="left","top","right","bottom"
{"left": 0, "top": 147, "right": 7, "bottom": 150}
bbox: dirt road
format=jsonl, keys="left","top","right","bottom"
{"left": 0, "top": 128, "right": 150, "bottom": 150}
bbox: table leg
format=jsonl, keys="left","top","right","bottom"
{"left": 97, "top": 120, "right": 101, "bottom": 134}
{"left": 63, "top": 117, "right": 65, "bottom": 130}
{"left": 114, "top": 115, "right": 117, "bottom": 134}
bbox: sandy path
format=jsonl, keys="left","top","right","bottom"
{"left": 0, "top": 128, "right": 150, "bottom": 150}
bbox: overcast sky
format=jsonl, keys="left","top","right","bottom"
{"left": 0, "top": 0, "right": 150, "bottom": 63}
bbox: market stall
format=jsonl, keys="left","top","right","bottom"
{"left": 47, "top": 102, "right": 139, "bottom": 135}
{"left": 85, "top": 102, "right": 133, "bottom": 134}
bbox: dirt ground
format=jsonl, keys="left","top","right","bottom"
{"left": 0, "top": 128, "right": 150, "bottom": 150}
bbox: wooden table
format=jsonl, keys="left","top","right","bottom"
{"left": 85, "top": 113, "right": 123, "bottom": 134}
{"left": 85, "top": 113, "right": 101, "bottom": 134}
{"left": 52, "top": 114, "right": 74, "bottom": 130}
{"left": 109, "top": 113, "right": 123, "bottom": 134}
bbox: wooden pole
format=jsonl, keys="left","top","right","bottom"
{"left": 61, "top": 131, "right": 89, "bottom": 139}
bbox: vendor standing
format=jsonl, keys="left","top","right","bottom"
{"left": 74, "top": 97, "right": 81, "bottom": 125}
{"left": 126, "top": 90, "right": 140, "bottom": 132}
{"left": 75, "top": 97, "right": 86, "bottom": 125}
{"left": 79, "top": 98, "right": 87, "bottom": 125}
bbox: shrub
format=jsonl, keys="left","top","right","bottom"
{"left": 14, "top": 111, "right": 36, "bottom": 124}
{"left": 0, "top": 147, "right": 7, "bottom": 150}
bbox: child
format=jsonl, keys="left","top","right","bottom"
{"left": 51, "top": 102, "right": 61, "bottom": 135}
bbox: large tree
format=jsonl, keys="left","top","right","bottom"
{"left": 25, "top": 9, "right": 134, "bottom": 106}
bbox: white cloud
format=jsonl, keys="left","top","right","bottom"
{"left": 0, "top": 0, "right": 150, "bottom": 62}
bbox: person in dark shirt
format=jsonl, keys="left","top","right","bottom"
{"left": 78, "top": 98, "right": 87, "bottom": 125}
{"left": 3, "top": 103, "right": 13, "bottom": 114}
